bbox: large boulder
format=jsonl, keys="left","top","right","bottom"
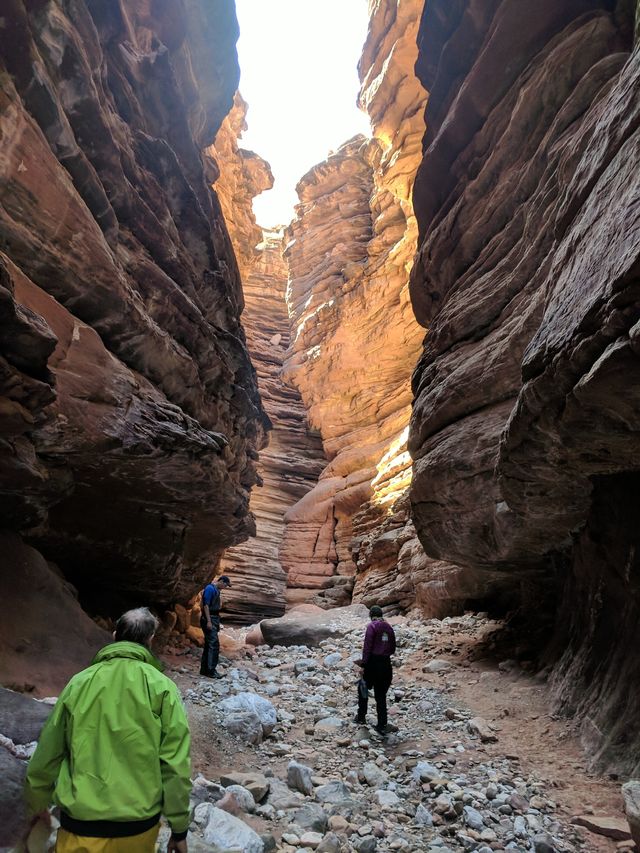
{"left": 0, "top": 747, "right": 28, "bottom": 848}
{"left": 201, "top": 805, "right": 264, "bottom": 853}
{"left": 217, "top": 693, "right": 277, "bottom": 737}
{"left": 623, "top": 781, "right": 640, "bottom": 847}
{"left": 260, "top": 604, "right": 368, "bottom": 647}
{"left": 0, "top": 687, "right": 52, "bottom": 743}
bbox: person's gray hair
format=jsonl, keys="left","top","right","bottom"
{"left": 115, "top": 607, "right": 159, "bottom": 645}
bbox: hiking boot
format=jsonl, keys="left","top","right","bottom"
{"left": 353, "top": 715, "right": 366, "bottom": 724}
{"left": 373, "top": 725, "right": 388, "bottom": 736}
{"left": 211, "top": 671, "right": 224, "bottom": 679}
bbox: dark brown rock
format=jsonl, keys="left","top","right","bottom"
{"left": 0, "top": 687, "right": 52, "bottom": 744}
{"left": 409, "top": 0, "right": 640, "bottom": 771}
{"left": 0, "top": 2, "right": 266, "bottom": 612}
{"left": 0, "top": 533, "right": 109, "bottom": 695}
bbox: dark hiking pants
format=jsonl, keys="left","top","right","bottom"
{"left": 200, "top": 615, "right": 220, "bottom": 675}
{"left": 357, "top": 654, "right": 392, "bottom": 728}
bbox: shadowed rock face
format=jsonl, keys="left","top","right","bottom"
{"left": 0, "top": 1, "right": 267, "bottom": 611}
{"left": 410, "top": 0, "right": 640, "bottom": 772}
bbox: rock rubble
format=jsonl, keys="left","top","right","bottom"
{"left": 175, "top": 613, "right": 608, "bottom": 853}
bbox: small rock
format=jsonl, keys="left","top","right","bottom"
{"left": 300, "top": 831, "right": 323, "bottom": 849}
{"left": 201, "top": 805, "right": 264, "bottom": 853}
{"left": 423, "top": 660, "right": 452, "bottom": 673}
{"left": 316, "top": 832, "right": 341, "bottom": 853}
{"left": 288, "top": 761, "right": 314, "bottom": 796}
{"left": 467, "top": 717, "right": 498, "bottom": 743}
{"left": 362, "top": 761, "right": 388, "bottom": 787}
{"left": 375, "top": 790, "right": 400, "bottom": 807}
{"left": 314, "top": 717, "right": 345, "bottom": 734}
{"left": 315, "top": 780, "right": 352, "bottom": 804}
{"left": 220, "top": 772, "right": 270, "bottom": 803}
{"left": 571, "top": 815, "right": 632, "bottom": 841}
{"left": 623, "top": 781, "right": 640, "bottom": 847}
{"left": 412, "top": 761, "right": 440, "bottom": 783}
{"left": 217, "top": 784, "right": 256, "bottom": 815}
{"left": 415, "top": 804, "right": 433, "bottom": 827}
{"left": 533, "top": 831, "right": 558, "bottom": 852}
{"left": 463, "top": 805, "right": 485, "bottom": 831}
{"left": 354, "top": 836, "right": 377, "bottom": 853}
{"left": 293, "top": 803, "right": 329, "bottom": 833}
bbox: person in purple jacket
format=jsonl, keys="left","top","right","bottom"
{"left": 355, "top": 605, "right": 396, "bottom": 734}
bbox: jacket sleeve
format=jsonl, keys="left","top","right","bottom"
{"left": 389, "top": 625, "right": 397, "bottom": 655}
{"left": 160, "top": 683, "right": 192, "bottom": 835}
{"left": 362, "top": 623, "right": 374, "bottom": 664}
{"left": 24, "top": 696, "right": 67, "bottom": 814}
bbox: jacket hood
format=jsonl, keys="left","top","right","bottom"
{"left": 92, "top": 641, "right": 163, "bottom": 670}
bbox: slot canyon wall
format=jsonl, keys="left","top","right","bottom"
{"left": 209, "top": 97, "right": 327, "bottom": 623}
{"left": 409, "top": 0, "right": 640, "bottom": 774}
{"left": 280, "top": 0, "right": 512, "bottom": 614}
{"left": 0, "top": 0, "right": 267, "bottom": 687}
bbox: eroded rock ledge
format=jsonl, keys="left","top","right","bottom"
{"left": 281, "top": 0, "right": 484, "bottom": 614}
{"left": 409, "top": 0, "right": 640, "bottom": 773}
{"left": 0, "top": 1, "right": 266, "bottom": 615}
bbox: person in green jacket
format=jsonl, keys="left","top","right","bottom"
{"left": 25, "top": 607, "right": 191, "bottom": 853}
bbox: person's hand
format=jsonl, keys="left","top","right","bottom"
{"left": 167, "top": 836, "right": 188, "bottom": 852}
{"left": 30, "top": 810, "right": 52, "bottom": 829}
{"left": 206, "top": 621, "right": 212, "bottom": 630}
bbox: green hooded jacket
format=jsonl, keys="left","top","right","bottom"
{"left": 24, "top": 642, "right": 191, "bottom": 834}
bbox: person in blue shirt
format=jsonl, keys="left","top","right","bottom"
{"left": 199, "top": 575, "right": 231, "bottom": 678}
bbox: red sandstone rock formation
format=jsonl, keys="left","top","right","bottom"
{"left": 210, "top": 98, "right": 326, "bottom": 621}
{"left": 409, "top": 0, "right": 640, "bottom": 772}
{"left": 220, "top": 229, "right": 326, "bottom": 621}
{"left": 0, "top": 1, "right": 266, "bottom": 613}
{"left": 282, "top": 0, "right": 449, "bottom": 612}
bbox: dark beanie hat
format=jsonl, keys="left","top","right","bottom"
{"left": 369, "top": 605, "right": 383, "bottom": 618}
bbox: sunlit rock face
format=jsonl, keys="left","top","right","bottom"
{"left": 409, "top": 0, "right": 640, "bottom": 772}
{"left": 282, "top": 0, "right": 436, "bottom": 612}
{"left": 207, "top": 93, "right": 273, "bottom": 279}
{"left": 0, "top": 0, "right": 266, "bottom": 613}
{"left": 209, "top": 100, "right": 326, "bottom": 623}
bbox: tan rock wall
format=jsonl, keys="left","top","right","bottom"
{"left": 210, "top": 100, "right": 326, "bottom": 622}
{"left": 282, "top": 0, "right": 438, "bottom": 612}
{"left": 0, "top": 0, "right": 266, "bottom": 612}
{"left": 220, "top": 230, "right": 326, "bottom": 622}
{"left": 409, "top": 0, "right": 640, "bottom": 772}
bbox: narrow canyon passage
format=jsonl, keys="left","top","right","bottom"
{"left": 0, "top": 0, "right": 639, "bottom": 852}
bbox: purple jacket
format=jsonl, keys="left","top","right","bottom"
{"left": 362, "top": 619, "right": 396, "bottom": 663}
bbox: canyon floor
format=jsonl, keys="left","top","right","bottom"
{"left": 159, "top": 611, "right": 629, "bottom": 853}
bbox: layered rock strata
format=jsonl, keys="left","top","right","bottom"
{"left": 0, "top": 1, "right": 266, "bottom": 615}
{"left": 208, "top": 99, "right": 327, "bottom": 623}
{"left": 283, "top": 0, "right": 436, "bottom": 611}
{"left": 409, "top": 1, "right": 640, "bottom": 772}
{"left": 219, "top": 230, "right": 326, "bottom": 622}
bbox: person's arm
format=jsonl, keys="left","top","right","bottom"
{"left": 362, "top": 623, "right": 375, "bottom": 665}
{"left": 389, "top": 625, "right": 396, "bottom": 656}
{"left": 160, "top": 683, "right": 191, "bottom": 843}
{"left": 202, "top": 587, "right": 212, "bottom": 629}
{"left": 24, "top": 696, "right": 67, "bottom": 815}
